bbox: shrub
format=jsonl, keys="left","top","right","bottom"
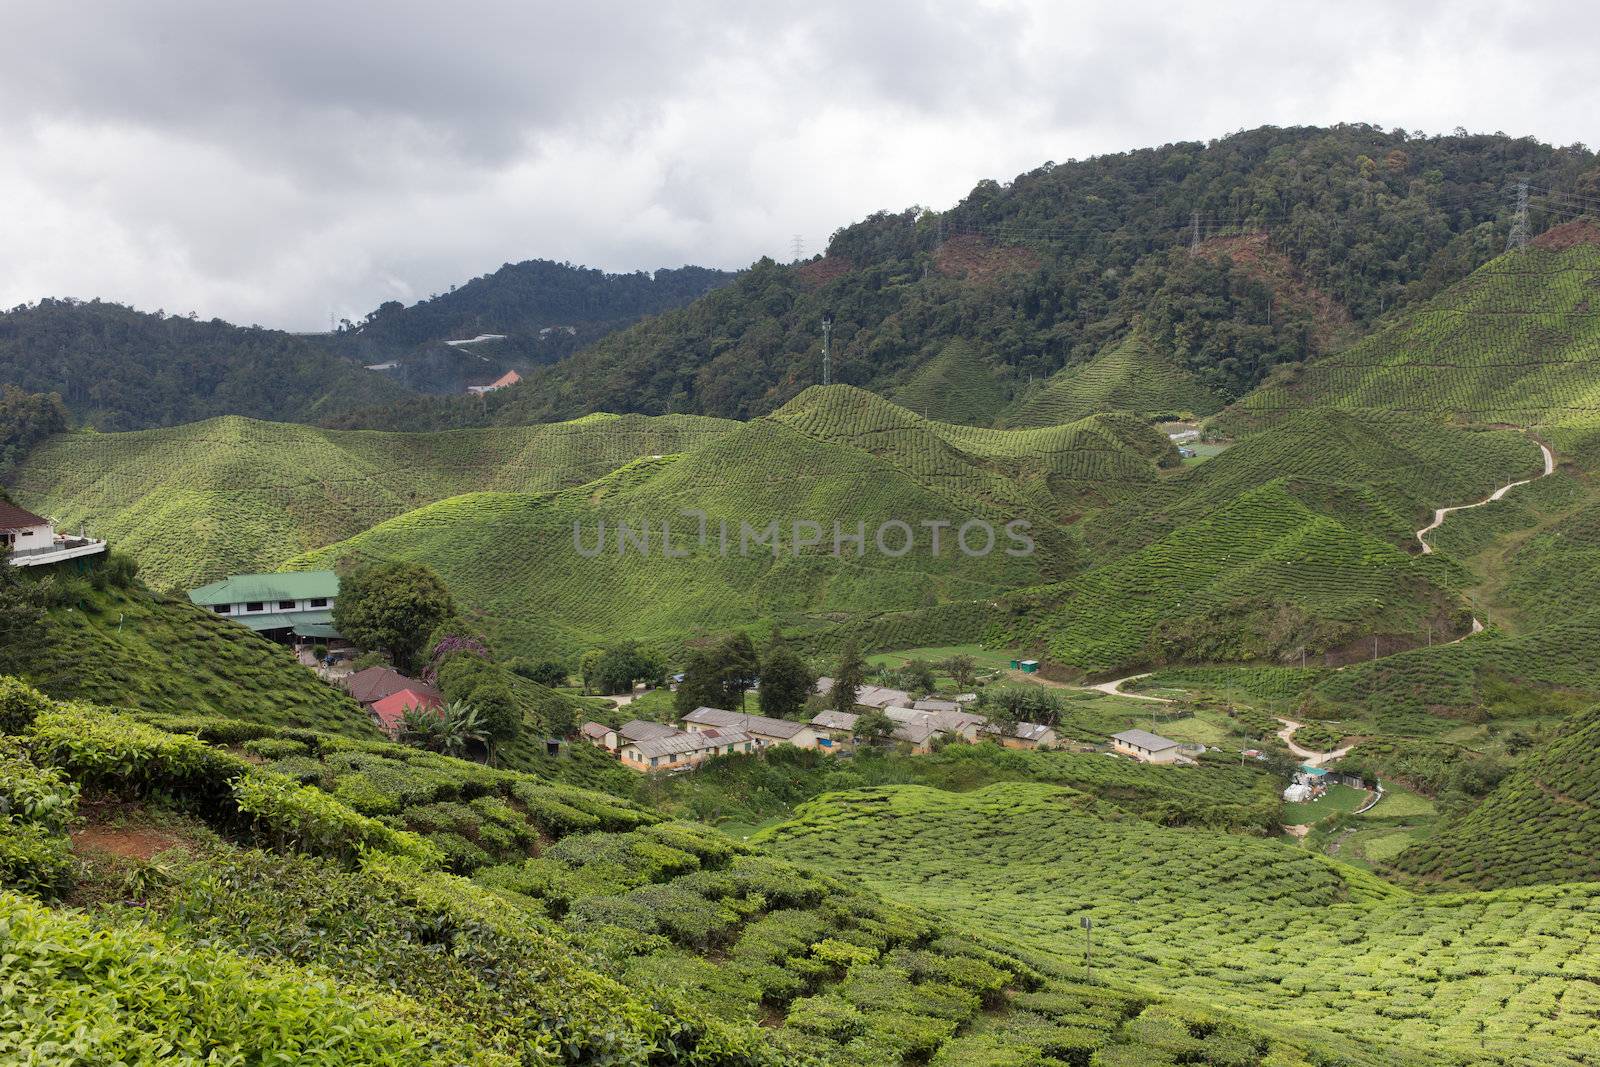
{"left": 0, "top": 677, "right": 51, "bottom": 736}
{"left": 231, "top": 772, "right": 443, "bottom": 867}
{"left": 242, "top": 737, "right": 309, "bottom": 760}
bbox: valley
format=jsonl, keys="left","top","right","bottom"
{"left": 6, "top": 122, "right": 1600, "bottom": 1065}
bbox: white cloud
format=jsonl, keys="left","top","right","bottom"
{"left": 0, "top": 0, "right": 1594, "bottom": 329}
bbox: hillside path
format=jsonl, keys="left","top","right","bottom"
{"left": 1275, "top": 718, "right": 1354, "bottom": 767}
{"left": 1079, "top": 673, "right": 1174, "bottom": 704}
{"left": 1416, "top": 441, "right": 1556, "bottom": 555}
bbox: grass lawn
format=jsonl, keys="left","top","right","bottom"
{"left": 1153, "top": 714, "right": 1232, "bottom": 746}
{"left": 1283, "top": 783, "right": 1369, "bottom": 825}
{"left": 1363, "top": 784, "right": 1437, "bottom": 819}
{"left": 865, "top": 644, "right": 1020, "bottom": 672}
{"left": 1180, "top": 441, "right": 1233, "bottom": 466}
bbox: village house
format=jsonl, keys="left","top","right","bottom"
{"left": 369, "top": 687, "right": 444, "bottom": 738}
{"left": 680, "top": 706, "right": 821, "bottom": 749}
{"left": 1111, "top": 728, "right": 1184, "bottom": 764}
{"left": 891, "top": 720, "right": 940, "bottom": 754}
{"left": 344, "top": 666, "right": 440, "bottom": 707}
{"left": 188, "top": 571, "right": 341, "bottom": 642}
{"left": 579, "top": 722, "right": 616, "bottom": 748}
{"left": 619, "top": 727, "right": 756, "bottom": 772}
{"left": 884, "top": 704, "right": 988, "bottom": 743}
{"left": 0, "top": 501, "right": 107, "bottom": 569}
{"left": 913, "top": 697, "right": 960, "bottom": 715}
{"left": 980, "top": 720, "right": 1059, "bottom": 750}
{"left": 808, "top": 709, "right": 860, "bottom": 750}
{"left": 854, "top": 685, "right": 913, "bottom": 709}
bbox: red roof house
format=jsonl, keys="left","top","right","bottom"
{"left": 370, "top": 687, "right": 444, "bottom": 737}
{"left": 466, "top": 369, "right": 521, "bottom": 395}
{"left": 344, "top": 667, "right": 441, "bottom": 707}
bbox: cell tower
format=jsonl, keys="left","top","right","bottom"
{"left": 820, "top": 311, "right": 834, "bottom": 386}
{"left": 791, "top": 234, "right": 806, "bottom": 261}
{"left": 1506, "top": 181, "right": 1530, "bottom": 252}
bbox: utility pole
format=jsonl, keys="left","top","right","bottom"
{"left": 1506, "top": 181, "right": 1530, "bottom": 252}
{"left": 820, "top": 311, "right": 834, "bottom": 386}
{"left": 1190, "top": 210, "right": 1201, "bottom": 255}
{"left": 1081, "top": 916, "right": 1093, "bottom": 981}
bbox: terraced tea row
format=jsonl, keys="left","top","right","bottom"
{"left": 762, "top": 781, "right": 1600, "bottom": 1066}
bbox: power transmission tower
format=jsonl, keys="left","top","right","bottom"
{"left": 1506, "top": 181, "right": 1530, "bottom": 251}
{"left": 820, "top": 312, "right": 834, "bottom": 386}
{"left": 1190, "top": 210, "right": 1201, "bottom": 255}
{"left": 791, "top": 234, "right": 806, "bottom": 261}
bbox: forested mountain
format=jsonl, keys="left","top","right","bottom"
{"left": 0, "top": 300, "right": 413, "bottom": 431}
{"left": 328, "top": 260, "right": 736, "bottom": 393}
{"left": 328, "top": 124, "right": 1600, "bottom": 430}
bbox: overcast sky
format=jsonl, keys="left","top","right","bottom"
{"left": 0, "top": 1, "right": 1595, "bottom": 331}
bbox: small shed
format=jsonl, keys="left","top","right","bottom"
{"left": 1019, "top": 660, "right": 1040, "bottom": 674}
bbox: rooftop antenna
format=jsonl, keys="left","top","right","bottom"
{"left": 820, "top": 311, "right": 834, "bottom": 386}
{"left": 1506, "top": 180, "right": 1530, "bottom": 251}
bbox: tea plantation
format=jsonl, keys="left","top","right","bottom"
{"left": 0, "top": 679, "right": 1349, "bottom": 1065}
{"left": 763, "top": 781, "right": 1600, "bottom": 1066}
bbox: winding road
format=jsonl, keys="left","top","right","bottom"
{"left": 1067, "top": 435, "right": 1558, "bottom": 766}
{"left": 1416, "top": 441, "right": 1555, "bottom": 555}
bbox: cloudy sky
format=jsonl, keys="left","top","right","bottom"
{"left": 1, "top": 1, "right": 1595, "bottom": 331}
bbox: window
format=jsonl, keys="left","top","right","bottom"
{"left": 245, "top": 602, "right": 264, "bottom": 612}
{"left": 650, "top": 757, "right": 659, "bottom": 768}
{"left": 212, "top": 605, "right": 229, "bottom": 614}
{"left": 308, "top": 597, "right": 328, "bottom": 608}
{"left": 279, "top": 600, "right": 297, "bottom": 610}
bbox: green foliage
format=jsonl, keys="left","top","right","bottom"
{"left": 21, "top": 584, "right": 374, "bottom": 735}
{"left": 0, "top": 889, "right": 476, "bottom": 1065}
{"left": 0, "top": 564, "right": 47, "bottom": 678}
{"left": 758, "top": 634, "right": 814, "bottom": 719}
{"left": 0, "top": 384, "right": 66, "bottom": 475}
{"left": 832, "top": 639, "right": 866, "bottom": 713}
{"left": 0, "top": 298, "right": 412, "bottom": 432}
{"left": 0, "top": 677, "right": 51, "bottom": 736}
{"left": 335, "top": 561, "right": 455, "bottom": 673}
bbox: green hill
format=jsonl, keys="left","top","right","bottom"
{"left": 292, "top": 388, "right": 1169, "bottom": 660}
{"left": 1006, "top": 330, "right": 1226, "bottom": 426}
{"left": 0, "top": 299, "right": 413, "bottom": 432}
{"left": 1230, "top": 232, "right": 1600, "bottom": 433}
{"left": 328, "top": 127, "right": 1598, "bottom": 431}
{"left": 762, "top": 780, "right": 1600, "bottom": 1066}
{"left": 890, "top": 340, "right": 1010, "bottom": 424}
{"left": 1393, "top": 702, "right": 1600, "bottom": 889}
{"left": 22, "top": 582, "right": 375, "bottom": 735}
{"left": 9, "top": 412, "right": 736, "bottom": 588}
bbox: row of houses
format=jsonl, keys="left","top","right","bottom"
{"left": 582, "top": 693, "right": 1061, "bottom": 773}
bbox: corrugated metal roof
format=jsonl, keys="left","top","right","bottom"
{"left": 810, "top": 710, "right": 859, "bottom": 731}
{"left": 682, "top": 706, "right": 806, "bottom": 738}
{"left": 628, "top": 727, "right": 754, "bottom": 759}
{"left": 1111, "top": 728, "right": 1180, "bottom": 751}
{"left": 189, "top": 571, "right": 339, "bottom": 606}
{"left": 619, "top": 719, "right": 678, "bottom": 742}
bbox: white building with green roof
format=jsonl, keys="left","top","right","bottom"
{"left": 187, "top": 571, "right": 341, "bottom": 639}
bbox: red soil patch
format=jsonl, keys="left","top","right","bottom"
{"left": 1197, "top": 233, "right": 1353, "bottom": 352}
{"left": 933, "top": 234, "right": 1039, "bottom": 284}
{"left": 72, "top": 824, "right": 186, "bottom": 861}
{"left": 1531, "top": 219, "right": 1600, "bottom": 251}
{"left": 794, "top": 255, "right": 855, "bottom": 288}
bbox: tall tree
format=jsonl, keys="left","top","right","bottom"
{"left": 758, "top": 630, "right": 814, "bottom": 719}
{"left": 332, "top": 561, "right": 455, "bottom": 674}
{"left": 674, "top": 648, "right": 726, "bottom": 715}
{"left": 717, "top": 632, "right": 760, "bottom": 710}
{"left": 831, "top": 639, "right": 866, "bottom": 714}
